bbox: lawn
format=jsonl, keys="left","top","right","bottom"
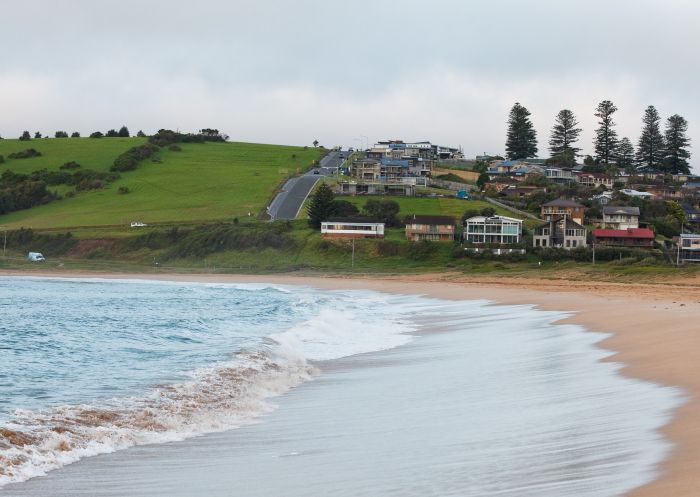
{"left": 0, "top": 140, "right": 321, "bottom": 229}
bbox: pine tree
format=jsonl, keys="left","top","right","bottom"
{"left": 593, "top": 100, "right": 618, "bottom": 165}
{"left": 662, "top": 114, "right": 691, "bottom": 175}
{"left": 118, "top": 126, "right": 130, "bottom": 137}
{"left": 505, "top": 102, "right": 538, "bottom": 160}
{"left": 636, "top": 105, "right": 665, "bottom": 168}
{"left": 548, "top": 109, "right": 581, "bottom": 167}
{"left": 615, "top": 137, "right": 635, "bottom": 172}
{"left": 307, "top": 183, "right": 336, "bottom": 229}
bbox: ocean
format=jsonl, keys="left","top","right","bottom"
{"left": 0, "top": 277, "right": 682, "bottom": 496}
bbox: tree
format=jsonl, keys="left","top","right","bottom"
{"left": 105, "top": 129, "right": 119, "bottom": 137}
{"left": 476, "top": 172, "right": 490, "bottom": 189}
{"left": 616, "top": 137, "right": 635, "bottom": 172}
{"left": 548, "top": 109, "right": 581, "bottom": 166}
{"left": 136, "top": 130, "right": 146, "bottom": 137}
{"left": 665, "top": 200, "right": 687, "bottom": 226}
{"left": 19, "top": 131, "right": 31, "bottom": 141}
{"left": 118, "top": 126, "right": 130, "bottom": 137}
{"left": 34, "top": 131, "right": 42, "bottom": 139}
{"left": 54, "top": 131, "right": 69, "bottom": 138}
{"left": 593, "top": 100, "right": 618, "bottom": 165}
{"left": 307, "top": 183, "right": 336, "bottom": 229}
{"left": 89, "top": 131, "right": 104, "bottom": 138}
{"left": 636, "top": 105, "right": 665, "bottom": 168}
{"left": 71, "top": 132, "right": 80, "bottom": 138}
{"left": 363, "top": 199, "right": 400, "bottom": 226}
{"left": 662, "top": 114, "right": 691, "bottom": 174}
{"left": 505, "top": 102, "right": 538, "bottom": 159}
{"left": 312, "top": 139, "right": 319, "bottom": 148}
{"left": 332, "top": 200, "right": 359, "bottom": 217}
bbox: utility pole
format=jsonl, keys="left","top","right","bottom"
{"left": 351, "top": 238, "right": 355, "bottom": 269}
{"left": 592, "top": 242, "right": 595, "bottom": 265}
{"left": 2, "top": 228, "right": 6, "bottom": 258}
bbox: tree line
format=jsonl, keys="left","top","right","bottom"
{"left": 505, "top": 101, "right": 691, "bottom": 174}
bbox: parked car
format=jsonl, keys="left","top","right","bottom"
{"left": 27, "top": 252, "right": 45, "bottom": 262}
{"left": 130, "top": 221, "right": 147, "bottom": 228}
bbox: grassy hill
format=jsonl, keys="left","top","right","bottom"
{"left": 0, "top": 138, "right": 321, "bottom": 230}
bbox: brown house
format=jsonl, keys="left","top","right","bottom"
{"left": 405, "top": 215, "right": 456, "bottom": 241}
{"left": 541, "top": 199, "right": 586, "bottom": 225}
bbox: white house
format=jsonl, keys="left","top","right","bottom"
{"left": 321, "top": 219, "right": 385, "bottom": 238}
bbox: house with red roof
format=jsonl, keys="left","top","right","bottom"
{"left": 592, "top": 228, "right": 655, "bottom": 249}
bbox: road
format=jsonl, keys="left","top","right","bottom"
{"left": 267, "top": 150, "right": 347, "bottom": 220}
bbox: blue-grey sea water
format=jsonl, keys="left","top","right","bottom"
{"left": 0, "top": 277, "right": 683, "bottom": 496}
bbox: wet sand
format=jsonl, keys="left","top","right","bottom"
{"left": 3, "top": 270, "right": 700, "bottom": 496}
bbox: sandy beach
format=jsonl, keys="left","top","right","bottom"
{"left": 3, "top": 269, "right": 700, "bottom": 496}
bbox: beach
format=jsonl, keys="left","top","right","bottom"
{"left": 2, "top": 270, "right": 699, "bottom": 496}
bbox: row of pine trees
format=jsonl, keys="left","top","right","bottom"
{"left": 505, "top": 101, "right": 691, "bottom": 174}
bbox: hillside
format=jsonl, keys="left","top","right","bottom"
{"left": 0, "top": 138, "right": 322, "bottom": 229}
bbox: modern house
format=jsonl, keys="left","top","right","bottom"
{"left": 545, "top": 167, "right": 577, "bottom": 184}
{"left": 677, "top": 233, "right": 700, "bottom": 262}
{"left": 541, "top": 199, "right": 586, "bottom": 225}
{"left": 464, "top": 215, "right": 523, "bottom": 246}
{"left": 683, "top": 204, "right": 700, "bottom": 227}
{"left": 619, "top": 188, "right": 655, "bottom": 199}
{"left": 321, "top": 219, "right": 385, "bottom": 238}
{"left": 576, "top": 172, "right": 614, "bottom": 189}
{"left": 533, "top": 217, "right": 587, "bottom": 249}
{"left": 405, "top": 215, "right": 456, "bottom": 241}
{"left": 602, "top": 206, "right": 640, "bottom": 230}
{"left": 592, "top": 228, "right": 655, "bottom": 249}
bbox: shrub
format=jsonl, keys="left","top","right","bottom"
{"left": 8, "top": 148, "right": 42, "bottom": 159}
{"left": 5, "top": 228, "right": 77, "bottom": 255}
{"left": 117, "top": 186, "right": 130, "bottom": 194}
{"left": 54, "top": 131, "right": 69, "bottom": 138}
{"left": 59, "top": 161, "right": 81, "bottom": 170}
{"left": 0, "top": 155, "right": 4, "bottom": 164}
{"left": 377, "top": 240, "right": 401, "bottom": 257}
{"left": 89, "top": 131, "right": 104, "bottom": 138}
{"left": 168, "top": 144, "right": 182, "bottom": 152}
{"left": 110, "top": 143, "right": 159, "bottom": 172}
{"left": 407, "top": 240, "right": 437, "bottom": 261}
{"left": 71, "top": 131, "right": 80, "bottom": 138}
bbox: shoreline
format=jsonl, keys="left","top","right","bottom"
{"left": 3, "top": 270, "right": 700, "bottom": 496}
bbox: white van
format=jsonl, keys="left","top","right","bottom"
{"left": 27, "top": 252, "right": 45, "bottom": 262}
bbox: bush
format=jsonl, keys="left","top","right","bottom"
{"left": 117, "top": 186, "right": 130, "bottom": 194}
{"left": 55, "top": 131, "right": 69, "bottom": 138}
{"left": 377, "top": 240, "right": 401, "bottom": 256}
{"left": 110, "top": 143, "right": 159, "bottom": 172}
{"left": 5, "top": 228, "right": 77, "bottom": 255}
{"left": 168, "top": 144, "right": 182, "bottom": 152}
{"left": 8, "top": 148, "right": 42, "bottom": 159}
{"left": 407, "top": 240, "right": 437, "bottom": 261}
{"left": 89, "top": 131, "right": 103, "bottom": 138}
{"left": 59, "top": 161, "right": 81, "bottom": 170}
{"left": 0, "top": 155, "right": 4, "bottom": 164}
{"left": 71, "top": 132, "right": 80, "bottom": 138}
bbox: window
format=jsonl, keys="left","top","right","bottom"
{"left": 566, "top": 240, "right": 571, "bottom": 247}
{"left": 572, "top": 240, "right": 577, "bottom": 247}
{"left": 536, "top": 239, "right": 540, "bottom": 247}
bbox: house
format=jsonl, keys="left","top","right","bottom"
{"left": 602, "top": 206, "right": 640, "bottom": 230}
{"left": 337, "top": 180, "right": 415, "bottom": 196}
{"left": 592, "top": 228, "right": 655, "bottom": 249}
{"left": 464, "top": 215, "right": 523, "bottom": 246}
{"left": 405, "top": 215, "right": 456, "bottom": 241}
{"left": 321, "top": 219, "right": 385, "bottom": 238}
{"left": 545, "top": 167, "right": 577, "bottom": 184}
{"left": 576, "top": 172, "right": 613, "bottom": 189}
{"left": 676, "top": 233, "right": 700, "bottom": 262}
{"left": 682, "top": 204, "right": 700, "bottom": 226}
{"left": 541, "top": 199, "right": 586, "bottom": 225}
{"left": 533, "top": 217, "right": 587, "bottom": 249}
{"left": 591, "top": 191, "right": 613, "bottom": 206}
{"left": 350, "top": 159, "right": 381, "bottom": 181}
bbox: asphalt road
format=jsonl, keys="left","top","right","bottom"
{"left": 268, "top": 150, "right": 346, "bottom": 220}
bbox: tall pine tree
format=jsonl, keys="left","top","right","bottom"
{"left": 593, "top": 100, "right": 618, "bottom": 165}
{"left": 615, "top": 137, "right": 635, "bottom": 172}
{"left": 636, "top": 105, "right": 665, "bottom": 168}
{"left": 548, "top": 109, "right": 581, "bottom": 167}
{"left": 662, "top": 114, "right": 691, "bottom": 174}
{"left": 505, "top": 102, "right": 538, "bottom": 160}
{"left": 307, "top": 182, "right": 336, "bottom": 229}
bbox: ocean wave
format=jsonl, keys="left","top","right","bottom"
{"left": 0, "top": 300, "right": 416, "bottom": 487}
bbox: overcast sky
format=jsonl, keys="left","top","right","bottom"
{"left": 1, "top": 0, "right": 697, "bottom": 165}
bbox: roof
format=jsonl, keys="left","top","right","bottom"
{"left": 577, "top": 172, "right": 611, "bottom": 179}
{"left": 593, "top": 228, "right": 655, "bottom": 239}
{"left": 535, "top": 216, "right": 585, "bottom": 229}
{"left": 542, "top": 198, "right": 584, "bottom": 208}
{"left": 324, "top": 218, "right": 383, "bottom": 224}
{"left": 465, "top": 215, "right": 522, "bottom": 224}
{"left": 407, "top": 215, "right": 456, "bottom": 225}
{"left": 602, "top": 206, "right": 640, "bottom": 216}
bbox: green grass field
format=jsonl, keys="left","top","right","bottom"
{"left": 0, "top": 139, "right": 321, "bottom": 230}
{"left": 0, "top": 137, "right": 145, "bottom": 173}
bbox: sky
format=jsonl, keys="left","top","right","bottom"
{"left": 1, "top": 0, "right": 697, "bottom": 165}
